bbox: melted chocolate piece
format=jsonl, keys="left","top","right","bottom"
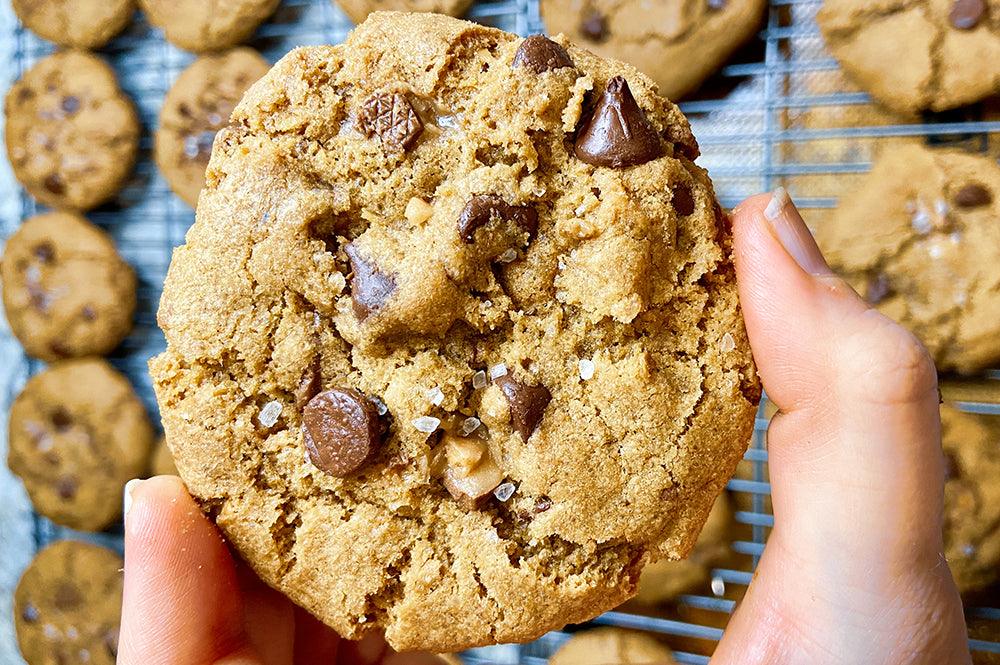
{"left": 672, "top": 183, "right": 695, "bottom": 216}
{"left": 580, "top": 9, "right": 609, "bottom": 41}
{"left": 512, "top": 35, "right": 575, "bottom": 73}
{"left": 574, "top": 76, "right": 663, "bottom": 168}
{"left": 33, "top": 242, "right": 54, "bottom": 263}
{"left": 949, "top": 0, "right": 985, "bottom": 29}
{"left": 457, "top": 195, "right": 539, "bottom": 243}
{"left": 345, "top": 244, "right": 396, "bottom": 320}
{"left": 494, "top": 374, "right": 551, "bottom": 442}
{"left": 953, "top": 182, "right": 992, "bottom": 208}
{"left": 359, "top": 91, "right": 423, "bottom": 151}
{"left": 56, "top": 475, "right": 78, "bottom": 500}
{"left": 43, "top": 173, "right": 65, "bottom": 195}
{"left": 53, "top": 581, "right": 81, "bottom": 610}
{"left": 51, "top": 408, "right": 73, "bottom": 431}
{"left": 302, "top": 388, "right": 382, "bottom": 477}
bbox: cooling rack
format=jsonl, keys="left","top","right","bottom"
{"left": 0, "top": 0, "right": 998, "bottom": 663}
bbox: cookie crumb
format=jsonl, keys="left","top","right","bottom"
{"left": 494, "top": 481, "right": 516, "bottom": 502}
{"left": 578, "top": 358, "right": 595, "bottom": 380}
{"left": 258, "top": 400, "right": 283, "bottom": 427}
{"left": 412, "top": 416, "right": 441, "bottom": 433}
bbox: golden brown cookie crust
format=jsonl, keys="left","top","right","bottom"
{"left": 138, "top": 0, "right": 280, "bottom": 52}
{"left": 151, "top": 12, "right": 758, "bottom": 651}
{"left": 12, "top": 0, "right": 135, "bottom": 48}
{"left": 550, "top": 627, "right": 677, "bottom": 665}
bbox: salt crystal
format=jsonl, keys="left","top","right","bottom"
{"left": 426, "top": 386, "right": 445, "bottom": 406}
{"left": 911, "top": 203, "right": 932, "bottom": 235}
{"left": 66, "top": 627, "right": 78, "bottom": 639}
{"left": 43, "top": 624, "right": 59, "bottom": 639}
{"left": 962, "top": 543, "right": 976, "bottom": 557}
{"left": 483, "top": 300, "right": 493, "bottom": 308}
{"left": 460, "top": 417, "right": 481, "bottom": 435}
{"left": 720, "top": 332, "right": 736, "bottom": 353}
{"left": 489, "top": 363, "right": 508, "bottom": 380}
{"left": 935, "top": 199, "right": 950, "bottom": 217}
{"left": 557, "top": 258, "right": 566, "bottom": 270}
{"left": 928, "top": 243, "right": 943, "bottom": 259}
{"left": 578, "top": 358, "right": 595, "bottom": 381}
{"left": 955, "top": 291, "right": 968, "bottom": 306}
{"left": 497, "top": 248, "right": 518, "bottom": 263}
{"left": 711, "top": 576, "right": 726, "bottom": 597}
{"left": 494, "top": 482, "right": 516, "bottom": 502}
{"left": 371, "top": 396, "right": 389, "bottom": 416}
{"left": 258, "top": 400, "right": 283, "bottom": 428}
{"left": 574, "top": 203, "right": 588, "bottom": 216}
{"left": 472, "top": 370, "right": 488, "bottom": 389}
{"left": 411, "top": 416, "right": 441, "bottom": 433}
{"left": 79, "top": 650, "right": 90, "bottom": 662}
{"left": 437, "top": 115, "right": 459, "bottom": 130}
{"left": 950, "top": 232, "right": 962, "bottom": 244}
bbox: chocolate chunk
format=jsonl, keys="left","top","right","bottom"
{"left": 56, "top": 475, "right": 78, "bottom": 499}
{"left": 51, "top": 408, "right": 73, "bottom": 431}
{"left": 943, "top": 452, "right": 960, "bottom": 481}
{"left": 533, "top": 495, "right": 552, "bottom": 513}
{"left": 21, "top": 603, "right": 39, "bottom": 623}
{"left": 512, "top": 35, "right": 575, "bottom": 74}
{"left": 61, "top": 96, "right": 80, "bottom": 114}
{"left": 580, "top": 9, "right": 608, "bottom": 41}
{"left": 707, "top": 0, "right": 727, "bottom": 9}
{"left": 359, "top": 91, "right": 423, "bottom": 151}
{"left": 43, "top": 173, "right": 65, "bottom": 195}
{"left": 54, "top": 582, "right": 81, "bottom": 610}
{"left": 672, "top": 183, "right": 695, "bottom": 216}
{"left": 303, "top": 388, "right": 381, "bottom": 477}
{"left": 949, "top": 0, "right": 985, "bottom": 29}
{"left": 574, "top": 76, "right": 663, "bottom": 168}
{"left": 33, "top": 242, "right": 54, "bottom": 263}
{"left": 494, "top": 374, "right": 551, "bottom": 441}
{"left": 294, "top": 360, "right": 322, "bottom": 409}
{"left": 345, "top": 244, "right": 396, "bottom": 320}
{"left": 457, "top": 195, "right": 539, "bottom": 243}
{"left": 865, "top": 273, "right": 894, "bottom": 304}
{"left": 954, "top": 182, "right": 992, "bottom": 208}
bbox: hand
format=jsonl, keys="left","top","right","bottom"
{"left": 712, "top": 189, "right": 970, "bottom": 664}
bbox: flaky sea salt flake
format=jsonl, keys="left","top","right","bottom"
{"left": 498, "top": 248, "right": 518, "bottom": 263}
{"left": 494, "top": 482, "right": 516, "bottom": 502}
{"left": 411, "top": 416, "right": 441, "bottom": 433}
{"left": 472, "top": 370, "right": 488, "bottom": 389}
{"left": 460, "top": 417, "right": 481, "bottom": 435}
{"left": 720, "top": 332, "right": 736, "bottom": 353}
{"left": 258, "top": 400, "right": 283, "bottom": 427}
{"left": 426, "top": 386, "right": 445, "bottom": 406}
{"left": 578, "top": 358, "right": 595, "bottom": 381}
{"left": 489, "top": 363, "right": 508, "bottom": 381}
{"left": 371, "top": 396, "right": 389, "bottom": 416}
{"left": 711, "top": 576, "right": 726, "bottom": 597}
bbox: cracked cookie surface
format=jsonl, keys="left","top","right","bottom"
{"left": 334, "top": 0, "right": 472, "bottom": 25}
{"left": 540, "top": 0, "right": 767, "bottom": 100}
{"left": 4, "top": 51, "right": 139, "bottom": 211}
{"left": 817, "top": 144, "right": 1000, "bottom": 374}
{"left": 14, "top": 541, "right": 123, "bottom": 665}
{"left": 138, "top": 0, "right": 279, "bottom": 52}
{"left": 1, "top": 212, "right": 136, "bottom": 362}
{"left": 8, "top": 359, "right": 154, "bottom": 531}
{"left": 817, "top": 0, "right": 1000, "bottom": 115}
{"left": 151, "top": 12, "right": 758, "bottom": 651}
{"left": 12, "top": 0, "right": 135, "bottom": 48}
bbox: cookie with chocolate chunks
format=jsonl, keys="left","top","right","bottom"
{"left": 151, "top": 13, "right": 758, "bottom": 652}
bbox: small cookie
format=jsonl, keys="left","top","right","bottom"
{"left": 0, "top": 212, "right": 136, "bottom": 362}
{"left": 634, "top": 492, "right": 733, "bottom": 605}
{"left": 549, "top": 627, "right": 676, "bottom": 665}
{"left": 7, "top": 359, "right": 154, "bottom": 532}
{"left": 541, "top": 0, "right": 767, "bottom": 100}
{"left": 4, "top": 51, "right": 140, "bottom": 211}
{"left": 816, "top": 144, "right": 1000, "bottom": 374}
{"left": 817, "top": 0, "right": 1000, "bottom": 115}
{"left": 970, "top": 616, "right": 1000, "bottom": 665}
{"left": 150, "top": 436, "right": 179, "bottom": 476}
{"left": 138, "top": 0, "right": 280, "bottom": 52}
{"left": 155, "top": 48, "right": 270, "bottom": 207}
{"left": 14, "top": 541, "right": 123, "bottom": 665}
{"left": 334, "top": 0, "right": 472, "bottom": 24}
{"left": 940, "top": 403, "right": 1000, "bottom": 594}
{"left": 12, "top": 0, "right": 135, "bottom": 48}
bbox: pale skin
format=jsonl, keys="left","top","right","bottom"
{"left": 119, "top": 191, "right": 972, "bottom": 665}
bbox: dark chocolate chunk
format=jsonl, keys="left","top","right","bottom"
{"left": 457, "top": 195, "right": 539, "bottom": 243}
{"left": 865, "top": 273, "right": 894, "bottom": 304}
{"left": 33, "top": 242, "right": 54, "bottom": 263}
{"left": 580, "top": 9, "right": 609, "bottom": 41}
{"left": 53, "top": 582, "right": 81, "bottom": 610}
{"left": 21, "top": 603, "right": 39, "bottom": 623}
{"left": 359, "top": 91, "right": 423, "bottom": 151}
{"left": 512, "top": 35, "right": 575, "bottom": 74}
{"left": 43, "top": 173, "right": 65, "bottom": 195}
{"left": 50, "top": 408, "right": 73, "bottom": 431}
{"left": 672, "top": 183, "right": 696, "bottom": 216}
{"left": 345, "top": 244, "right": 396, "bottom": 320}
{"left": 574, "top": 76, "right": 663, "bottom": 168}
{"left": 953, "top": 182, "right": 992, "bottom": 208}
{"left": 494, "top": 374, "right": 551, "bottom": 442}
{"left": 949, "top": 0, "right": 985, "bottom": 29}
{"left": 303, "top": 388, "right": 381, "bottom": 477}
{"left": 61, "top": 96, "right": 80, "bottom": 114}
{"left": 56, "top": 475, "right": 78, "bottom": 500}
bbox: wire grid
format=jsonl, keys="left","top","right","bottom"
{"left": 1, "top": 0, "right": 998, "bottom": 663}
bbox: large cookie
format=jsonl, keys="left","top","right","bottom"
{"left": 138, "top": 0, "right": 280, "bottom": 52}
{"left": 150, "top": 13, "right": 759, "bottom": 651}
{"left": 7, "top": 360, "right": 154, "bottom": 532}
{"left": 12, "top": 0, "right": 135, "bottom": 48}
{"left": 155, "top": 48, "right": 271, "bottom": 207}
{"left": 816, "top": 144, "right": 1000, "bottom": 374}
{"left": 541, "top": 0, "right": 767, "bottom": 100}
{"left": 4, "top": 51, "right": 140, "bottom": 211}
{"left": 0, "top": 212, "right": 136, "bottom": 362}
{"left": 334, "top": 0, "right": 472, "bottom": 24}
{"left": 14, "top": 541, "right": 123, "bottom": 665}
{"left": 817, "top": 0, "right": 1000, "bottom": 115}
{"left": 549, "top": 627, "right": 676, "bottom": 665}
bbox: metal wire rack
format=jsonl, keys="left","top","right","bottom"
{"left": 1, "top": 0, "right": 998, "bottom": 663}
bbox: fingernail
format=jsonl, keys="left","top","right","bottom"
{"left": 762, "top": 187, "right": 831, "bottom": 275}
{"left": 123, "top": 478, "right": 143, "bottom": 523}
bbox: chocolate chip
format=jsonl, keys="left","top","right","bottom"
{"left": 302, "top": 388, "right": 381, "bottom": 477}
{"left": 574, "top": 76, "right": 663, "bottom": 169}
{"left": 56, "top": 475, "right": 78, "bottom": 499}
{"left": 950, "top": 0, "right": 985, "bottom": 29}
{"left": 43, "top": 173, "right": 65, "bottom": 195}
{"left": 953, "top": 182, "right": 992, "bottom": 208}
{"left": 580, "top": 9, "right": 608, "bottom": 41}
{"left": 359, "top": 92, "right": 423, "bottom": 151}
{"left": 21, "top": 603, "right": 39, "bottom": 623}
{"left": 512, "top": 35, "right": 574, "bottom": 74}
{"left": 672, "top": 183, "right": 695, "bottom": 216}
{"left": 81, "top": 305, "right": 96, "bottom": 321}
{"left": 865, "top": 273, "right": 894, "bottom": 304}
{"left": 344, "top": 244, "right": 396, "bottom": 320}
{"left": 33, "top": 242, "right": 54, "bottom": 263}
{"left": 61, "top": 96, "right": 80, "bottom": 114}
{"left": 707, "top": 0, "right": 727, "bottom": 9}
{"left": 53, "top": 582, "right": 81, "bottom": 610}
{"left": 533, "top": 495, "right": 552, "bottom": 513}
{"left": 51, "top": 408, "right": 73, "bottom": 431}
{"left": 457, "top": 195, "right": 539, "bottom": 243}
{"left": 494, "top": 374, "right": 551, "bottom": 442}
{"left": 943, "top": 452, "right": 960, "bottom": 481}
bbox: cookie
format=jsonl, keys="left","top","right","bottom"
{"left": 4, "top": 51, "right": 140, "bottom": 211}
{"left": 634, "top": 492, "right": 732, "bottom": 605}
{"left": 150, "top": 13, "right": 759, "bottom": 651}
{"left": 334, "top": 0, "right": 472, "bottom": 24}
{"left": 12, "top": 0, "right": 134, "bottom": 48}
{"left": 0, "top": 212, "right": 136, "bottom": 362}
{"left": 7, "top": 359, "right": 154, "bottom": 532}
{"left": 817, "top": 0, "right": 1000, "bottom": 115}
{"left": 970, "top": 616, "right": 1000, "bottom": 665}
{"left": 940, "top": 403, "right": 1000, "bottom": 593}
{"left": 14, "top": 540, "right": 123, "bottom": 665}
{"left": 155, "top": 48, "right": 270, "bottom": 207}
{"left": 150, "top": 436, "right": 179, "bottom": 476}
{"left": 816, "top": 144, "right": 1000, "bottom": 374}
{"left": 138, "top": 0, "right": 280, "bottom": 52}
{"left": 540, "top": 0, "right": 767, "bottom": 100}
{"left": 549, "top": 627, "right": 676, "bottom": 665}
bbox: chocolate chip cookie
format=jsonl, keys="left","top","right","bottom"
{"left": 138, "top": 0, "right": 280, "bottom": 52}
{"left": 940, "top": 403, "right": 1000, "bottom": 593}
{"left": 150, "top": 13, "right": 759, "bottom": 651}
{"left": 816, "top": 144, "right": 1000, "bottom": 374}
{"left": 8, "top": 359, "right": 154, "bottom": 532}
{"left": 155, "top": 48, "right": 270, "bottom": 207}
{"left": 0, "top": 212, "right": 136, "bottom": 362}
{"left": 334, "top": 0, "right": 472, "bottom": 24}
{"left": 817, "top": 0, "right": 1000, "bottom": 115}
{"left": 14, "top": 540, "right": 123, "bottom": 665}
{"left": 4, "top": 51, "right": 140, "bottom": 211}
{"left": 549, "top": 627, "right": 676, "bottom": 665}
{"left": 12, "top": 0, "right": 135, "bottom": 48}
{"left": 541, "top": 0, "right": 767, "bottom": 100}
